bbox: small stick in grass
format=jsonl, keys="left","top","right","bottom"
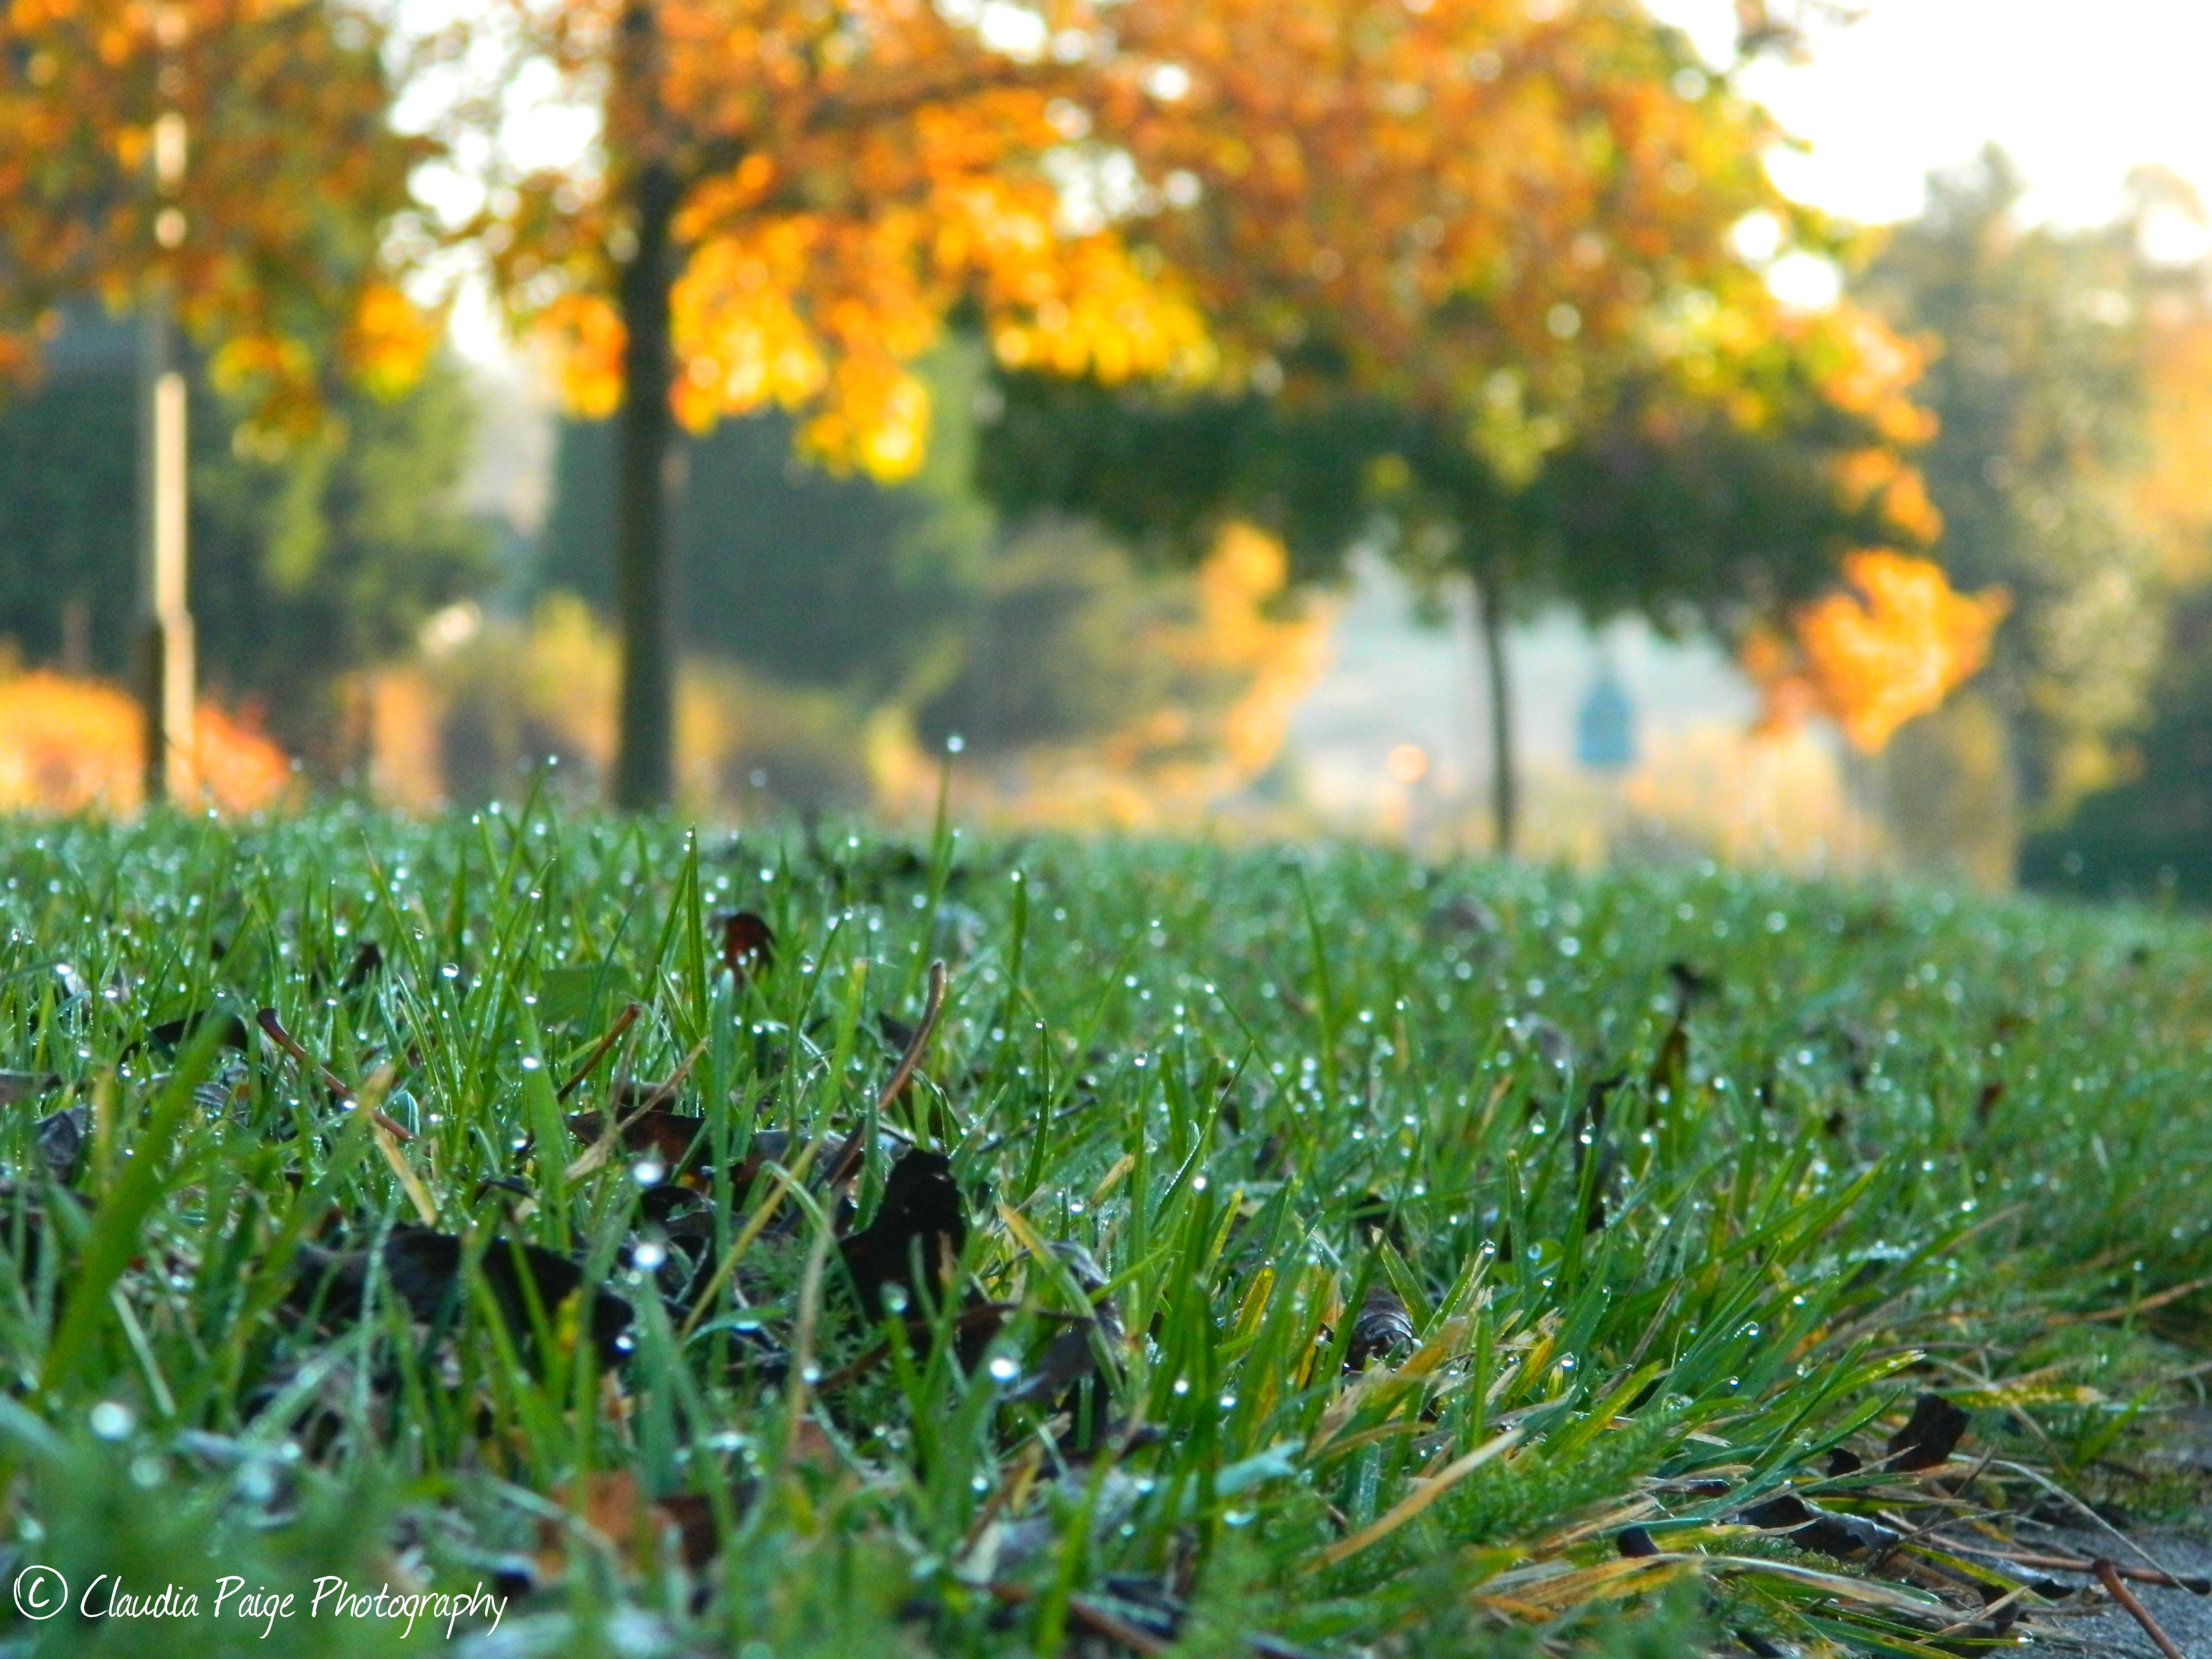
{"left": 1065, "top": 1595, "right": 1170, "bottom": 1656}
{"left": 256, "top": 1007, "right": 413, "bottom": 1141}
{"left": 825, "top": 959, "right": 947, "bottom": 1188}
{"left": 2095, "top": 1558, "right": 2190, "bottom": 1659}
{"left": 557, "top": 1000, "right": 641, "bottom": 1101}
{"left": 1979, "top": 1549, "right": 2211, "bottom": 1594}
{"left": 564, "top": 1037, "right": 709, "bottom": 1182}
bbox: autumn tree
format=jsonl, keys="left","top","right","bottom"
{"left": 1854, "top": 149, "right": 2211, "bottom": 828}
{"left": 466, "top": 0, "right": 1201, "bottom": 806}
{"left": 0, "top": 0, "right": 437, "bottom": 422}
{"left": 979, "top": 0, "right": 1939, "bottom": 849}
{"left": 3, "top": 0, "right": 446, "bottom": 792}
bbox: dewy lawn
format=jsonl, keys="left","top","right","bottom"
{"left": 0, "top": 806, "right": 2206, "bottom": 1657}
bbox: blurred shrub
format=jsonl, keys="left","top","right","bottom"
{"left": 0, "top": 661, "right": 293, "bottom": 814}
{"left": 937, "top": 524, "right": 1332, "bottom": 829}
{"left": 915, "top": 518, "right": 1167, "bottom": 754}
{"left": 386, "top": 593, "right": 883, "bottom": 816}
{"left": 0, "top": 310, "right": 491, "bottom": 779}
{"left": 2022, "top": 583, "right": 2212, "bottom": 905}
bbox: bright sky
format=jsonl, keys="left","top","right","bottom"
{"left": 1654, "top": 0, "right": 2212, "bottom": 233}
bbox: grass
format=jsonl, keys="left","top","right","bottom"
{"left": 0, "top": 797, "right": 2208, "bottom": 1656}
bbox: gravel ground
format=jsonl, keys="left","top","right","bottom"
{"left": 2002, "top": 1523, "right": 2212, "bottom": 1657}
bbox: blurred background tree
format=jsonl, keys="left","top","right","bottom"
{"left": 536, "top": 344, "right": 989, "bottom": 708}
{"left": 1851, "top": 148, "right": 2212, "bottom": 888}
{"left": 974, "top": 0, "right": 1943, "bottom": 852}
{"left": 0, "top": 0, "right": 441, "bottom": 427}
{"left": 0, "top": 309, "right": 490, "bottom": 775}
{"left": 2020, "top": 585, "right": 2212, "bottom": 904}
{"left": 466, "top": 0, "right": 1199, "bottom": 807}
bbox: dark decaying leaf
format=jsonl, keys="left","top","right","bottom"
{"left": 1520, "top": 1015, "right": 1575, "bottom": 1075}
{"left": 1008, "top": 1241, "right": 1123, "bottom": 1411}
{"left": 1735, "top": 1494, "right": 1897, "bottom": 1558}
{"left": 1345, "top": 1191, "right": 1408, "bottom": 1251}
{"left": 1825, "top": 1446, "right": 1864, "bottom": 1477}
{"left": 1666, "top": 959, "right": 1719, "bottom": 1006}
{"left": 1974, "top": 1079, "right": 2006, "bottom": 1126}
{"left": 1424, "top": 893, "right": 1501, "bottom": 948}
{"left": 340, "top": 940, "right": 384, "bottom": 991}
{"left": 651, "top": 1491, "right": 723, "bottom": 1572}
{"left": 148, "top": 1011, "right": 252, "bottom": 1052}
{"left": 1344, "top": 1287, "right": 1415, "bottom": 1371}
{"left": 717, "top": 911, "right": 775, "bottom": 978}
{"left": 1615, "top": 1526, "right": 1659, "bottom": 1558}
{"left": 839, "top": 1150, "right": 966, "bottom": 1319}
{"left": 1886, "top": 1391, "right": 1969, "bottom": 1470}
{"left": 289, "top": 1225, "right": 632, "bottom": 1365}
{"left": 566, "top": 1108, "right": 710, "bottom": 1170}
{"left": 35, "top": 1105, "right": 84, "bottom": 1182}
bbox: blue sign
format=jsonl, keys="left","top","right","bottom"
{"left": 1575, "top": 669, "right": 1636, "bottom": 773}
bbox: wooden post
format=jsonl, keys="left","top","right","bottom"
{"left": 138, "top": 35, "right": 193, "bottom": 804}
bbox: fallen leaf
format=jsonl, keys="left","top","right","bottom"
{"left": 1886, "top": 1392, "right": 1969, "bottom": 1470}
{"left": 717, "top": 911, "right": 775, "bottom": 979}
{"left": 1344, "top": 1287, "right": 1415, "bottom": 1371}
{"left": 839, "top": 1149, "right": 966, "bottom": 1320}
{"left": 289, "top": 1225, "right": 633, "bottom": 1365}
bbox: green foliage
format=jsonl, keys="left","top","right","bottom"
{"left": 538, "top": 347, "right": 990, "bottom": 706}
{"left": 1855, "top": 148, "right": 2183, "bottom": 822}
{"left": 2022, "top": 583, "right": 2212, "bottom": 904}
{"left": 973, "top": 373, "right": 1386, "bottom": 585}
{"left": 0, "top": 812, "right": 2206, "bottom": 1655}
{"left": 913, "top": 520, "right": 1170, "bottom": 757}
{"left": 0, "top": 310, "right": 491, "bottom": 772}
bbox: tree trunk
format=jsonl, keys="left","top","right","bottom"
{"left": 1472, "top": 564, "right": 1517, "bottom": 856}
{"left": 611, "top": 159, "right": 681, "bottom": 810}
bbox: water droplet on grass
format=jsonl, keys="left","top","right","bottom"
{"left": 89, "top": 1401, "right": 134, "bottom": 1440}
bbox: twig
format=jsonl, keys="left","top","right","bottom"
{"left": 826, "top": 959, "right": 947, "bottom": 1188}
{"left": 1976, "top": 1549, "right": 2211, "bottom": 1595}
{"left": 2095, "top": 1558, "right": 2189, "bottom": 1659}
{"left": 562, "top": 1037, "right": 709, "bottom": 1183}
{"left": 2049, "top": 1273, "right": 2212, "bottom": 1328}
{"left": 1066, "top": 1595, "right": 1169, "bottom": 1656}
{"left": 255, "top": 1006, "right": 413, "bottom": 1141}
{"left": 556, "top": 1001, "right": 640, "bottom": 1100}
{"left": 1992, "top": 1460, "right": 2194, "bottom": 1589}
